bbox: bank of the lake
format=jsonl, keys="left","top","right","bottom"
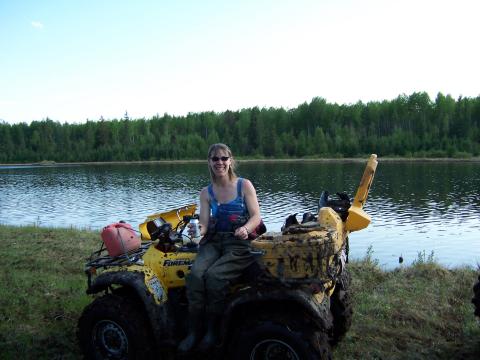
{"left": 1, "top": 155, "right": 480, "bottom": 167}
{"left": 0, "top": 225, "right": 479, "bottom": 359}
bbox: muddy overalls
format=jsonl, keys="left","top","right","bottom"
{"left": 186, "top": 178, "right": 255, "bottom": 315}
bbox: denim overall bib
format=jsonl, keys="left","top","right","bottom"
{"left": 186, "top": 178, "right": 255, "bottom": 314}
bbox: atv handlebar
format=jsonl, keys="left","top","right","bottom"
{"left": 139, "top": 204, "right": 197, "bottom": 240}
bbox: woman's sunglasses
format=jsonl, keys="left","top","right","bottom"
{"left": 210, "top": 156, "right": 230, "bottom": 162}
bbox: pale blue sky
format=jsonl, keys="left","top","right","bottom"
{"left": 1, "top": 0, "right": 479, "bottom": 124}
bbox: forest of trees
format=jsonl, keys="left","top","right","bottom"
{"left": 1, "top": 92, "right": 479, "bottom": 163}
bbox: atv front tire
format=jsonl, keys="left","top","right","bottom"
{"left": 330, "top": 269, "right": 353, "bottom": 345}
{"left": 78, "top": 294, "right": 154, "bottom": 360}
{"left": 232, "top": 321, "right": 331, "bottom": 360}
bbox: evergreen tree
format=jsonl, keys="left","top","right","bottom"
{"left": 1, "top": 92, "right": 479, "bottom": 163}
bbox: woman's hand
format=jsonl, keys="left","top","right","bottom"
{"left": 187, "top": 222, "right": 204, "bottom": 237}
{"left": 186, "top": 222, "right": 194, "bottom": 237}
{"left": 234, "top": 225, "right": 249, "bottom": 240}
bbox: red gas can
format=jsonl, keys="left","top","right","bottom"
{"left": 101, "top": 222, "right": 141, "bottom": 257}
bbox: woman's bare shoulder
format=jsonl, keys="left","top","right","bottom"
{"left": 241, "top": 178, "right": 256, "bottom": 193}
{"left": 200, "top": 186, "right": 210, "bottom": 197}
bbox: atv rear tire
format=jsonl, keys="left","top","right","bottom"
{"left": 330, "top": 269, "right": 353, "bottom": 345}
{"left": 232, "top": 321, "right": 331, "bottom": 360}
{"left": 77, "top": 294, "right": 154, "bottom": 360}
{"left": 473, "top": 275, "right": 480, "bottom": 318}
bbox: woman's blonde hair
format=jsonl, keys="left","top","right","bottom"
{"left": 207, "top": 143, "right": 237, "bottom": 183}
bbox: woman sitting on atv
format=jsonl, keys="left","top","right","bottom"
{"left": 178, "top": 143, "right": 262, "bottom": 353}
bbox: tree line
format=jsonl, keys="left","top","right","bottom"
{"left": 1, "top": 92, "right": 479, "bottom": 163}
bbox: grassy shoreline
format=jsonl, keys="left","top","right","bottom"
{"left": 1, "top": 156, "right": 480, "bottom": 167}
{"left": 0, "top": 225, "right": 479, "bottom": 359}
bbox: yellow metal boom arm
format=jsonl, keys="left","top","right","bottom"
{"left": 345, "top": 154, "right": 378, "bottom": 232}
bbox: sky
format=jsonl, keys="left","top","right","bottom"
{"left": 0, "top": 0, "right": 479, "bottom": 124}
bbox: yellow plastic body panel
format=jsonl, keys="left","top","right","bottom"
{"left": 345, "top": 207, "right": 371, "bottom": 232}
{"left": 346, "top": 154, "right": 378, "bottom": 232}
{"left": 104, "top": 264, "right": 167, "bottom": 304}
{"left": 252, "top": 154, "right": 377, "bottom": 283}
{"left": 252, "top": 209, "right": 345, "bottom": 281}
{"left": 142, "top": 246, "right": 196, "bottom": 289}
{"left": 139, "top": 204, "right": 196, "bottom": 240}
{"left": 253, "top": 231, "right": 337, "bottom": 280}
{"left": 318, "top": 207, "right": 345, "bottom": 238}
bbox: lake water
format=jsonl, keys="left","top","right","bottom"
{"left": 1, "top": 160, "right": 479, "bottom": 269}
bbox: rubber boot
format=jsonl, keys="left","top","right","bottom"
{"left": 178, "top": 311, "right": 203, "bottom": 353}
{"left": 197, "top": 313, "right": 221, "bottom": 352}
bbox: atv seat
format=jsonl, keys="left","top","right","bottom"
{"left": 229, "top": 249, "right": 270, "bottom": 288}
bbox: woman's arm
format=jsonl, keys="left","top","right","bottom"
{"left": 234, "top": 179, "right": 261, "bottom": 239}
{"left": 198, "top": 187, "right": 210, "bottom": 236}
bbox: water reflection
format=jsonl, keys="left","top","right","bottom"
{"left": 1, "top": 161, "right": 479, "bottom": 269}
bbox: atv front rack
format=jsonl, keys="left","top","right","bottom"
{"left": 85, "top": 241, "right": 153, "bottom": 271}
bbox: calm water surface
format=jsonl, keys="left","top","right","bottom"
{"left": 1, "top": 161, "right": 479, "bottom": 269}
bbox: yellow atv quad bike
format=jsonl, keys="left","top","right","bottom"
{"left": 77, "top": 154, "right": 378, "bottom": 360}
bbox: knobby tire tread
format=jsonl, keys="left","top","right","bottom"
{"left": 77, "top": 293, "right": 155, "bottom": 360}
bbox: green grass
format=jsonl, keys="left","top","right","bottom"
{"left": 0, "top": 225, "right": 479, "bottom": 359}
{"left": 333, "top": 250, "right": 480, "bottom": 360}
{"left": 0, "top": 225, "right": 98, "bottom": 359}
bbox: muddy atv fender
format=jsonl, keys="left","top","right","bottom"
{"left": 224, "top": 287, "right": 333, "bottom": 360}
{"left": 80, "top": 268, "right": 175, "bottom": 358}
{"left": 226, "top": 286, "right": 333, "bottom": 330}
